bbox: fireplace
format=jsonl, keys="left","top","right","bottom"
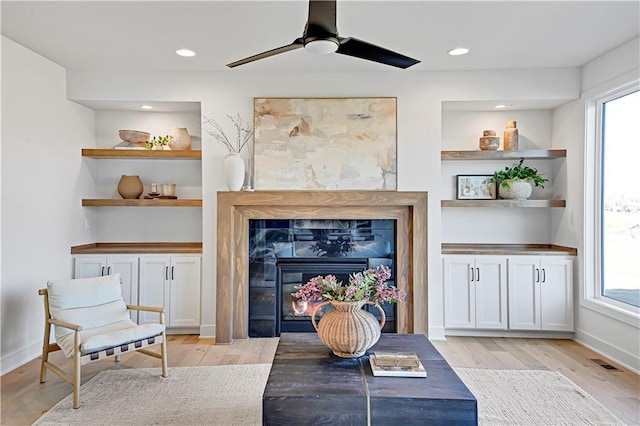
{"left": 248, "top": 219, "right": 397, "bottom": 337}
{"left": 216, "top": 191, "right": 428, "bottom": 344}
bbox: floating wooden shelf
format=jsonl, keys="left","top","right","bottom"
{"left": 71, "top": 242, "right": 203, "bottom": 254}
{"left": 82, "top": 149, "right": 201, "bottom": 159}
{"left": 82, "top": 199, "right": 202, "bottom": 207}
{"left": 441, "top": 149, "right": 566, "bottom": 160}
{"left": 441, "top": 199, "right": 566, "bottom": 208}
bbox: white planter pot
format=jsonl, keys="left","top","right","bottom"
{"left": 498, "top": 180, "right": 533, "bottom": 200}
{"left": 224, "top": 153, "right": 245, "bottom": 191}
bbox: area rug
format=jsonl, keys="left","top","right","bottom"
{"left": 34, "top": 365, "right": 625, "bottom": 425}
{"left": 33, "top": 364, "right": 272, "bottom": 426}
{"left": 454, "top": 368, "right": 625, "bottom": 425}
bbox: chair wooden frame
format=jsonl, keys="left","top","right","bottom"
{"left": 38, "top": 288, "right": 168, "bottom": 409}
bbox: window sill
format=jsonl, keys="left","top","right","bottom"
{"left": 581, "top": 297, "right": 640, "bottom": 328}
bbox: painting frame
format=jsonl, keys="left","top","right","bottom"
{"left": 252, "top": 97, "right": 398, "bottom": 191}
{"left": 456, "top": 175, "right": 496, "bottom": 200}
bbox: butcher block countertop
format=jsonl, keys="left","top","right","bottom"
{"left": 71, "top": 242, "right": 202, "bottom": 255}
{"left": 442, "top": 243, "right": 577, "bottom": 256}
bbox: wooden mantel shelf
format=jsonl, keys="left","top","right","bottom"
{"left": 82, "top": 199, "right": 202, "bottom": 207}
{"left": 441, "top": 149, "right": 566, "bottom": 160}
{"left": 82, "top": 149, "right": 201, "bottom": 159}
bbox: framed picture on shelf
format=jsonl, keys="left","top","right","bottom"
{"left": 253, "top": 97, "right": 397, "bottom": 190}
{"left": 456, "top": 175, "right": 496, "bottom": 200}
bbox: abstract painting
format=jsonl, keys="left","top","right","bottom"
{"left": 253, "top": 98, "right": 397, "bottom": 190}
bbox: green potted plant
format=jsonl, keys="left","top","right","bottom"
{"left": 489, "top": 158, "right": 548, "bottom": 200}
{"left": 146, "top": 135, "right": 173, "bottom": 150}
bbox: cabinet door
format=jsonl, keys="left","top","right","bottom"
{"left": 443, "top": 256, "right": 475, "bottom": 328}
{"left": 475, "top": 256, "right": 508, "bottom": 329}
{"left": 107, "top": 257, "right": 139, "bottom": 323}
{"left": 139, "top": 257, "right": 170, "bottom": 325}
{"left": 540, "top": 258, "right": 574, "bottom": 331}
{"left": 508, "top": 256, "right": 540, "bottom": 330}
{"left": 168, "top": 256, "right": 201, "bottom": 327}
{"left": 74, "top": 256, "right": 107, "bottom": 278}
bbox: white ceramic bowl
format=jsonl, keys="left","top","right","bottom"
{"left": 119, "top": 130, "right": 150, "bottom": 144}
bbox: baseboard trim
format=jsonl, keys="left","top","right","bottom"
{"left": 575, "top": 329, "right": 640, "bottom": 375}
{"left": 199, "top": 324, "right": 215, "bottom": 339}
{"left": 445, "top": 329, "right": 575, "bottom": 339}
{"left": 1, "top": 339, "right": 41, "bottom": 376}
{"left": 429, "top": 326, "right": 446, "bottom": 341}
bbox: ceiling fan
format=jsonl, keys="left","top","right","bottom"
{"left": 226, "top": 0, "right": 420, "bottom": 69}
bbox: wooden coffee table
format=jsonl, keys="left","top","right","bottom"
{"left": 263, "top": 333, "right": 477, "bottom": 425}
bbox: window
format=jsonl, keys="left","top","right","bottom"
{"left": 596, "top": 85, "right": 640, "bottom": 311}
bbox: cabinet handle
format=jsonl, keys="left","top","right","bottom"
{"left": 165, "top": 266, "right": 169, "bottom": 280}
{"left": 470, "top": 267, "right": 475, "bottom": 282}
{"left": 536, "top": 268, "right": 540, "bottom": 283}
{"left": 171, "top": 266, "right": 175, "bottom": 280}
{"left": 107, "top": 266, "right": 111, "bottom": 275}
{"left": 542, "top": 268, "right": 546, "bottom": 283}
{"left": 476, "top": 267, "right": 480, "bottom": 282}
{"left": 101, "top": 266, "right": 105, "bottom": 276}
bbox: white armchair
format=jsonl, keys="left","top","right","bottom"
{"left": 39, "top": 274, "right": 168, "bottom": 409}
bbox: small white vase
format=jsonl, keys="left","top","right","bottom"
{"left": 224, "top": 153, "right": 245, "bottom": 191}
{"left": 169, "top": 127, "right": 192, "bottom": 150}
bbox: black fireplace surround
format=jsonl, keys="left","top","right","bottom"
{"left": 248, "top": 219, "right": 396, "bottom": 337}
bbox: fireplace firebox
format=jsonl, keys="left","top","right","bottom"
{"left": 248, "top": 219, "right": 396, "bottom": 337}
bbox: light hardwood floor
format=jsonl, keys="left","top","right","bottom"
{"left": 1, "top": 335, "right": 638, "bottom": 425}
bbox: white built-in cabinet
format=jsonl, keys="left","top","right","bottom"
{"left": 74, "top": 254, "right": 201, "bottom": 331}
{"left": 507, "top": 256, "right": 574, "bottom": 331}
{"left": 74, "top": 255, "right": 139, "bottom": 323}
{"left": 138, "top": 255, "right": 201, "bottom": 328}
{"left": 443, "top": 254, "right": 574, "bottom": 334}
{"left": 444, "top": 256, "right": 508, "bottom": 330}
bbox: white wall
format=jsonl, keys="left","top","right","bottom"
{"left": 557, "top": 37, "right": 640, "bottom": 373}
{"left": 1, "top": 36, "right": 95, "bottom": 374}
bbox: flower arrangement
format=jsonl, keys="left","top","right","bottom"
{"left": 292, "top": 265, "right": 406, "bottom": 305}
{"left": 202, "top": 113, "right": 257, "bottom": 154}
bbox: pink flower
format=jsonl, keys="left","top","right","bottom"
{"left": 291, "top": 265, "right": 405, "bottom": 305}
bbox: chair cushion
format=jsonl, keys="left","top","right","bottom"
{"left": 56, "top": 319, "right": 165, "bottom": 357}
{"left": 47, "top": 274, "right": 132, "bottom": 346}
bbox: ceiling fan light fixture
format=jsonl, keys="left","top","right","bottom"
{"left": 304, "top": 39, "right": 339, "bottom": 54}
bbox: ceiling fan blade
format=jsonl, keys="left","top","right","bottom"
{"left": 226, "top": 39, "right": 304, "bottom": 68}
{"left": 337, "top": 37, "right": 420, "bottom": 69}
{"left": 306, "top": 0, "right": 337, "bottom": 37}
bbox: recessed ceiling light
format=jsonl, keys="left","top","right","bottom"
{"left": 447, "top": 47, "right": 469, "bottom": 56}
{"left": 176, "top": 49, "right": 196, "bottom": 57}
{"left": 141, "top": 105, "right": 153, "bottom": 110}
{"left": 494, "top": 104, "right": 508, "bottom": 109}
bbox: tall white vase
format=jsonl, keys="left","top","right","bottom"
{"left": 224, "top": 153, "right": 245, "bottom": 191}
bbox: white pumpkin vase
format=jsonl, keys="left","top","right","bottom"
{"left": 224, "top": 153, "right": 245, "bottom": 191}
{"left": 499, "top": 180, "right": 533, "bottom": 200}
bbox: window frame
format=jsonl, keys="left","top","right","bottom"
{"left": 584, "top": 78, "right": 640, "bottom": 324}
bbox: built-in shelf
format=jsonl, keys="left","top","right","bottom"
{"left": 442, "top": 243, "right": 577, "bottom": 256}
{"left": 71, "top": 242, "right": 202, "bottom": 254}
{"left": 441, "top": 149, "right": 566, "bottom": 160}
{"left": 82, "top": 149, "right": 201, "bottom": 159}
{"left": 441, "top": 199, "right": 566, "bottom": 208}
{"left": 82, "top": 199, "right": 202, "bottom": 207}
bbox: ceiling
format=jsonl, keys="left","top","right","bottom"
{"left": 2, "top": 1, "right": 639, "bottom": 75}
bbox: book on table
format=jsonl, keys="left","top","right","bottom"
{"left": 369, "top": 351, "right": 427, "bottom": 378}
